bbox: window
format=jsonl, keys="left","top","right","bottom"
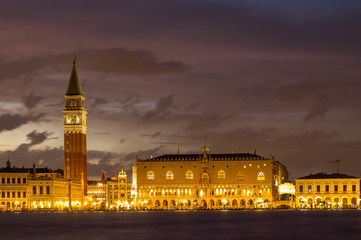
{"left": 1, "top": 192, "right": 4, "bottom": 198}
{"left": 147, "top": 171, "right": 154, "bottom": 180}
{"left": 343, "top": 185, "right": 347, "bottom": 192}
{"left": 202, "top": 173, "right": 209, "bottom": 182}
{"left": 1, "top": 178, "right": 4, "bottom": 184}
{"left": 325, "top": 185, "right": 329, "bottom": 192}
{"left": 23, "top": 178, "right": 26, "bottom": 184}
{"left": 12, "top": 178, "right": 15, "bottom": 184}
{"left": 33, "top": 186, "right": 37, "bottom": 195}
{"left": 23, "top": 192, "right": 26, "bottom": 198}
{"left": 7, "top": 178, "right": 10, "bottom": 184}
{"left": 237, "top": 172, "right": 245, "bottom": 181}
{"left": 308, "top": 185, "right": 312, "bottom": 193}
{"left": 12, "top": 192, "right": 15, "bottom": 198}
{"left": 17, "top": 192, "right": 21, "bottom": 198}
{"left": 46, "top": 186, "right": 50, "bottom": 195}
{"left": 352, "top": 185, "right": 356, "bottom": 192}
{"left": 299, "top": 185, "right": 303, "bottom": 192}
{"left": 218, "top": 170, "right": 226, "bottom": 179}
{"left": 39, "top": 186, "right": 43, "bottom": 194}
{"left": 257, "top": 172, "right": 265, "bottom": 181}
{"left": 334, "top": 185, "right": 338, "bottom": 192}
{"left": 166, "top": 171, "right": 174, "bottom": 180}
{"left": 316, "top": 185, "right": 320, "bottom": 192}
{"left": 186, "top": 170, "right": 193, "bottom": 180}
{"left": 17, "top": 178, "right": 21, "bottom": 184}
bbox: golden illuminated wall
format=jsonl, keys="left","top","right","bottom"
{"left": 0, "top": 170, "right": 83, "bottom": 210}
{"left": 107, "top": 171, "right": 133, "bottom": 208}
{"left": 295, "top": 177, "right": 360, "bottom": 208}
{"left": 136, "top": 154, "right": 289, "bottom": 209}
{"left": 28, "top": 176, "right": 82, "bottom": 210}
{"left": 0, "top": 172, "right": 29, "bottom": 210}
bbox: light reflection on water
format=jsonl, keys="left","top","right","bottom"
{"left": 0, "top": 210, "right": 360, "bottom": 240}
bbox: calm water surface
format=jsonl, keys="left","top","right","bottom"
{"left": 0, "top": 210, "right": 360, "bottom": 240}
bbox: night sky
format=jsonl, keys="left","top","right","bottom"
{"left": 1, "top": 0, "right": 361, "bottom": 180}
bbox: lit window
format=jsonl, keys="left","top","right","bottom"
{"left": 308, "top": 185, "right": 312, "bottom": 192}
{"left": 147, "top": 171, "right": 154, "bottom": 180}
{"left": 218, "top": 170, "right": 225, "bottom": 179}
{"left": 166, "top": 171, "right": 174, "bottom": 180}
{"left": 202, "top": 173, "right": 209, "bottom": 182}
{"left": 237, "top": 172, "right": 245, "bottom": 181}
{"left": 186, "top": 170, "right": 193, "bottom": 180}
{"left": 257, "top": 172, "right": 265, "bottom": 181}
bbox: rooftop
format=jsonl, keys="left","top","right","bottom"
{"left": 137, "top": 153, "right": 269, "bottom": 162}
{"left": 297, "top": 172, "right": 359, "bottom": 180}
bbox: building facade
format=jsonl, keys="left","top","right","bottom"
{"left": 0, "top": 161, "right": 82, "bottom": 211}
{"left": 295, "top": 173, "right": 361, "bottom": 209}
{"left": 63, "top": 58, "right": 88, "bottom": 196}
{"left": 135, "top": 147, "right": 289, "bottom": 210}
{"left": 106, "top": 170, "right": 133, "bottom": 209}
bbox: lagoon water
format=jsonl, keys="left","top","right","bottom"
{"left": 0, "top": 210, "right": 360, "bottom": 240}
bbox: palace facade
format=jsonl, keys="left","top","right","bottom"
{"left": 295, "top": 173, "right": 361, "bottom": 209}
{"left": 135, "top": 146, "right": 289, "bottom": 210}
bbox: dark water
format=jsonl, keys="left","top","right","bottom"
{"left": 0, "top": 210, "right": 360, "bottom": 240}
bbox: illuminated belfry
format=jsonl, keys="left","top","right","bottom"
{"left": 63, "top": 57, "right": 88, "bottom": 196}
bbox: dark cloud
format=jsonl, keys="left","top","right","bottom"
{"left": 94, "top": 132, "right": 111, "bottom": 135}
{"left": 90, "top": 97, "right": 108, "bottom": 108}
{"left": 187, "top": 113, "right": 234, "bottom": 131}
{"left": 140, "top": 132, "right": 161, "bottom": 138}
{"left": 71, "top": 48, "right": 185, "bottom": 74}
{"left": 0, "top": 131, "right": 61, "bottom": 168}
{"left": 87, "top": 146, "right": 163, "bottom": 178}
{"left": 0, "top": 0, "right": 361, "bottom": 180}
{"left": 0, "top": 113, "right": 44, "bottom": 133}
{"left": 235, "top": 78, "right": 361, "bottom": 121}
{"left": 15, "top": 131, "right": 53, "bottom": 154}
{"left": 142, "top": 95, "right": 178, "bottom": 120}
{"left": 22, "top": 91, "right": 44, "bottom": 109}
{"left": 0, "top": 47, "right": 185, "bottom": 82}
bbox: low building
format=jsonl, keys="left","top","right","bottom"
{"left": 0, "top": 160, "right": 82, "bottom": 211}
{"left": 135, "top": 146, "right": 289, "bottom": 210}
{"left": 295, "top": 173, "right": 361, "bottom": 209}
{"left": 87, "top": 180, "right": 106, "bottom": 208}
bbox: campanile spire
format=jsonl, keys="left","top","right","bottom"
{"left": 63, "top": 57, "right": 88, "bottom": 197}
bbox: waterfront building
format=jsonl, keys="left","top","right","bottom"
{"left": 87, "top": 180, "right": 106, "bottom": 202}
{"left": 295, "top": 173, "right": 361, "bottom": 209}
{"left": 135, "top": 146, "right": 289, "bottom": 210}
{"left": 106, "top": 169, "right": 133, "bottom": 209}
{"left": 0, "top": 160, "right": 82, "bottom": 211}
{"left": 63, "top": 57, "right": 88, "bottom": 197}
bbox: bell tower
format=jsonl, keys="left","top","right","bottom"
{"left": 63, "top": 57, "right": 87, "bottom": 196}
